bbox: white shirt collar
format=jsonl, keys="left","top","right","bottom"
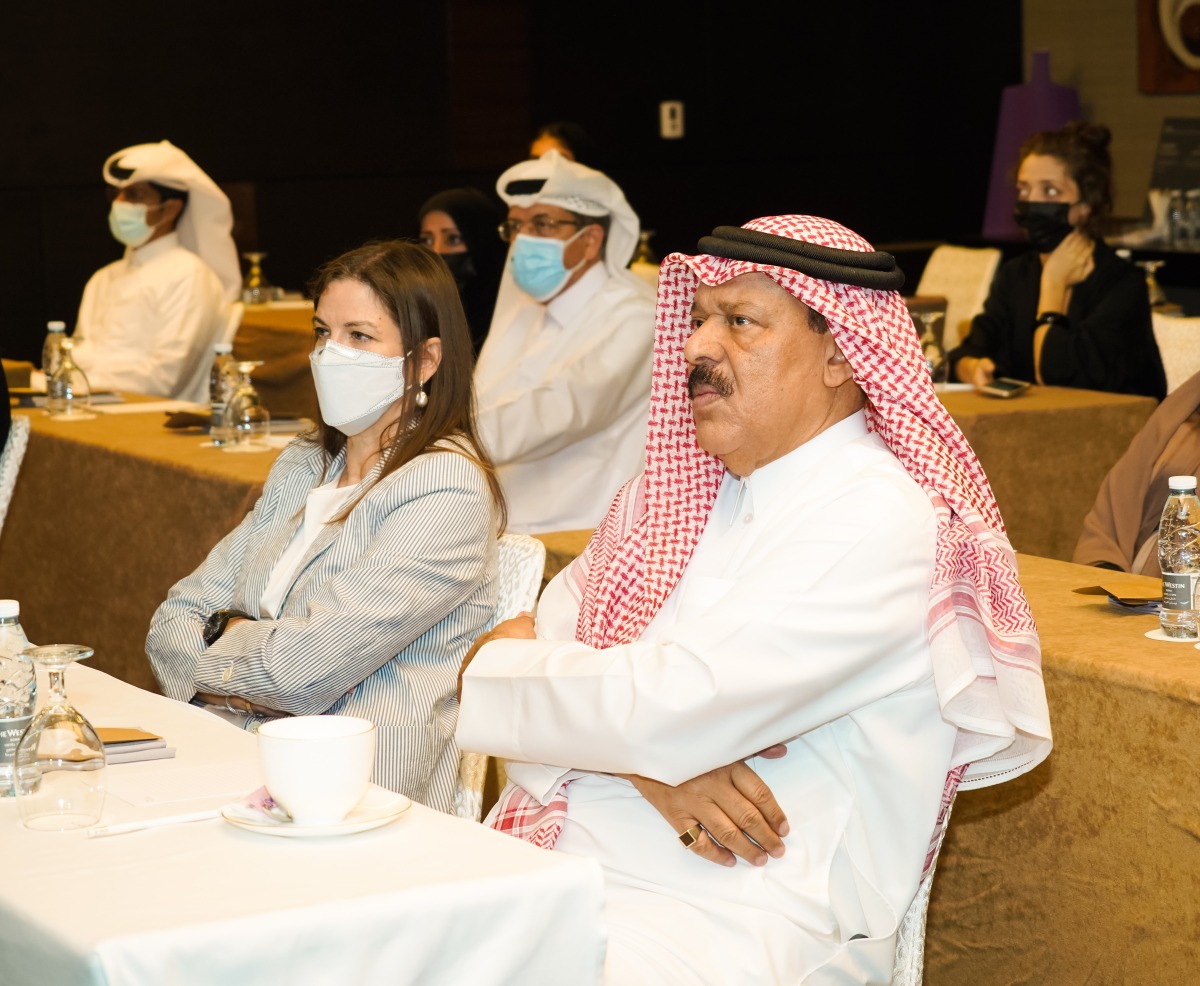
{"left": 128, "top": 230, "right": 181, "bottom": 268}
{"left": 718, "top": 411, "right": 871, "bottom": 527}
{"left": 545, "top": 262, "right": 607, "bottom": 327}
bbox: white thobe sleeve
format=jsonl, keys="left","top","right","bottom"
{"left": 475, "top": 297, "right": 652, "bottom": 465}
{"left": 457, "top": 482, "right": 939, "bottom": 786}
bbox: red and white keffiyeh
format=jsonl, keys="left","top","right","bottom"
{"left": 490, "top": 215, "right": 1052, "bottom": 853}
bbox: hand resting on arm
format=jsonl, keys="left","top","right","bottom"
{"left": 459, "top": 614, "right": 790, "bottom": 867}
{"left": 624, "top": 746, "right": 789, "bottom": 868}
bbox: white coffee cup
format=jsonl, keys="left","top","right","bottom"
{"left": 257, "top": 715, "right": 376, "bottom": 825}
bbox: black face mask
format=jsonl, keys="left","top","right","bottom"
{"left": 438, "top": 251, "right": 477, "bottom": 292}
{"left": 1013, "top": 200, "right": 1074, "bottom": 252}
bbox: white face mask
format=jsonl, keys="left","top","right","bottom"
{"left": 107, "top": 200, "right": 163, "bottom": 248}
{"left": 309, "top": 340, "right": 411, "bottom": 436}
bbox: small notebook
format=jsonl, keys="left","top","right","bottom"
{"left": 106, "top": 746, "right": 177, "bottom": 765}
{"left": 97, "top": 727, "right": 177, "bottom": 765}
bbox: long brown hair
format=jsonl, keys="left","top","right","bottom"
{"left": 306, "top": 240, "right": 506, "bottom": 529}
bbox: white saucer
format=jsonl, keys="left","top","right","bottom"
{"left": 1143, "top": 628, "right": 1199, "bottom": 643}
{"left": 222, "top": 787, "right": 411, "bottom": 838}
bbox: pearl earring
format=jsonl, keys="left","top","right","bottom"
{"left": 415, "top": 385, "right": 428, "bottom": 408}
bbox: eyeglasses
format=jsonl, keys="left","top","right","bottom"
{"left": 497, "top": 217, "right": 585, "bottom": 242}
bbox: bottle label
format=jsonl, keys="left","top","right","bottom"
{"left": 1161, "top": 572, "right": 1199, "bottom": 609}
{"left": 0, "top": 714, "right": 33, "bottom": 772}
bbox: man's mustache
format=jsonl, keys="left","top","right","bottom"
{"left": 688, "top": 364, "right": 733, "bottom": 399}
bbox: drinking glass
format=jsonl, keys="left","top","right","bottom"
{"left": 241, "top": 252, "right": 283, "bottom": 304}
{"left": 633, "top": 230, "right": 659, "bottom": 267}
{"left": 14, "top": 645, "right": 106, "bottom": 830}
{"left": 1136, "top": 260, "right": 1168, "bottom": 308}
{"left": 225, "top": 361, "right": 271, "bottom": 452}
{"left": 915, "top": 311, "right": 949, "bottom": 384}
{"left": 45, "top": 339, "right": 96, "bottom": 421}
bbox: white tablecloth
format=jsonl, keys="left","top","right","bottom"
{"left": 0, "top": 666, "right": 606, "bottom": 986}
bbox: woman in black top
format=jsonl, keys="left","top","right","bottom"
{"left": 950, "top": 122, "right": 1166, "bottom": 399}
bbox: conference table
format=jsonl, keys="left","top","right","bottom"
{"left": 0, "top": 664, "right": 606, "bottom": 986}
{"left": 926, "top": 554, "right": 1200, "bottom": 985}
{"left": 0, "top": 383, "right": 1154, "bottom": 691}
{"left": 233, "top": 301, "right": 319, "bottom": 422}
{"left": 935, "top": 384, "right": 1155, "bottom": 559}
{"left": 0, "top": 403, "right": 279, "bottom": 690}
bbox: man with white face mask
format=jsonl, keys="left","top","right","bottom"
{"left": 473, "top": 150, "right": 655, "bottom": 533}
{"left": 69, "top": 141, "right": 239, "bottom": 403}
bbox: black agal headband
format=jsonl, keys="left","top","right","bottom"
{"left": 696, "top": 226, "right": 905, "bottom": 291}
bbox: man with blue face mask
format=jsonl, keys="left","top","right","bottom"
{"left": 473, "top": 150, "right": 655, "bottom": 533}
{"left": 68, "top": 141, "right": 240, "bottom": 403}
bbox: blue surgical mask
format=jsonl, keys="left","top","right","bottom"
{"left": 107, "top": 201, "right": 158, "bottom": 248}
{"left": 509, "top": 231, "right": 586, "bottom": 301}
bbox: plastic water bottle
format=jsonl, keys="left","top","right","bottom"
{"left": 41, "top": 320, "right": 67, "bottom": 380}
{"left": 0, "top": 600, "right": 36, "bottom": 797}
{"left": 209, "top": 342, "right": 236, "bottom": 446}
{"left": 1158, "top": 476, "right": 1200, "bottom": 638}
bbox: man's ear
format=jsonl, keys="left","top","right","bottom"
{"left": 823, "top": 341, "right": 854, "bottom": 388}
{"left": 582, "top": 224, "right": 605, "bottom": 262}
{"left": 159, "top": 197, "right": 184, "bottom": 230}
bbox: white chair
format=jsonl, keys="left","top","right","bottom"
{"left": 890, "top": 796, "right": 956, "bottom": 986}
{"left": 1151, "top": 311, "right": 1200, "bottom": 394}
{"left": 452, "top": 532, "right": 547, "bottom": 821}
{"left": 916, "top": 245, "right": 1002, "bottom": 351}
{"left": 0, "top": 417, "right": 31, "bottom": 538}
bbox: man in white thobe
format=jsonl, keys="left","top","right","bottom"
{"left": 457, "top": 216, "right": 1052, "bottom": 984}
{"left": 473, "top": 150, "right": 654, "bottom": 534}
{"left": 70, "top": 141, "right": 240, "bottom": 403}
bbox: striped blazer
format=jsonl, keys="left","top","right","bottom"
{"left": 146, "top": 436, "right": 499, "bottom": 813}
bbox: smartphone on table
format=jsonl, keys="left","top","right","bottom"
{"left": 978, "top": 377, "right": 1031, "bottom": 399}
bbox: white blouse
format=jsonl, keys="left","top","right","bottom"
{"left": 258, "top": 471, "right": 356, "bottom": 619}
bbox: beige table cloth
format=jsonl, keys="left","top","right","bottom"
{"left": 937, "top": 385, "right": 1156, "bottom": 561}
{"left": 927, "top": 553, "right": 1200, "bottom": 984}
{"left": 0, "top": 406, "right": 280, "bottom": 690}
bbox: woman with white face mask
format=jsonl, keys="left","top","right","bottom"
{"left": 146, "top": 241, "right": 506, "bottom": 810}
{"left": 950, "top": 121, "right": 1165, "bottom": 399}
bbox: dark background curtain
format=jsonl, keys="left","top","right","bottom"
{"left": 0, "top": 0, "right": 1021, "bottom": 361}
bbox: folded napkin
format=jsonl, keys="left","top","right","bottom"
{"left": 223, "top": 785, "right": 293, "bottom": 825}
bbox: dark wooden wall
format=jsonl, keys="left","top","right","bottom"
{"left": 1, "top": 1, "right": 1021, "bottom": 362}
{"left": 526, "top": 3, "right": 1024, "bottom": 262}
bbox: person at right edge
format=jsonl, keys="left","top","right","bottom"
{"left": 949, "top": 121, "right": 1165, "bottom": 399}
